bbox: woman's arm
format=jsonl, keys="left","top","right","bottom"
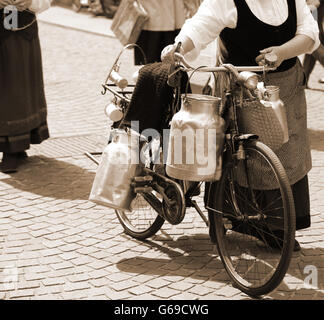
{"left": 11, "top": 0, "right": 51, "bottom": 12}
{"left": 0, "top": 0, "right": 12, "bottom": 9}
{"left": 29, "top": 0, "right": 51, "bottom": 13}
{"left": 174, "top": 0, "right": 237, "bottom": 60}
{"left": 296, "top": 0, "right": 320, "bottom": 52}
{"left": 256, "top": 0, "right": 320, "bottom": 67}
{"left": 256, "top": 34, "right": 317, "bottom": 67}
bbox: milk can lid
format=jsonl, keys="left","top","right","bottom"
{"left": 183, "top": 94, "right": 221, "bottom": 102}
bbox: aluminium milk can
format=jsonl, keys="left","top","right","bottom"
{"left": 166, "top": 93, "right": 226, "bottom": 181}
{"left": 261, "top": 85, "right": 289, "bottom": 144}
{"left": 89, "top": 128, "right": 143, "bottom": 211}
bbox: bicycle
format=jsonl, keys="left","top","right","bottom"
{"left": 93, "top": 47, "right": 296, "bottom": 297}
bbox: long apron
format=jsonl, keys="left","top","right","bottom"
{"left": 257, "top": 59, "right": 311, "bottom": 230}
{"left": 263, "top": 59, "right": 312, "bottom": 185}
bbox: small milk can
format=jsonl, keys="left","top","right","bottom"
{"left": 105, "top": 99, "right": 124, "bottom": 122}
{"left": 89, "top": 128, "right": 143, "bottom": 211}
{"left": 166, "top": 93, "right": 226, "bottom": 181}
{"left": 262, "top": 85, "right": 289, "bottom": 144}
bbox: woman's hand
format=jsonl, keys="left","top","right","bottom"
{"left": 161, "top": 43, "right": 184, "bottom": 63}
{"left": 0, "top": 0, "right": 12, "bottom": 9}
{"left": 10, "top": 0, "right": 32, "bottom": 11}
{"left": 255, "top": 46, "right": 285, "bottom": 68}
{"left": 257, "top": 35, "right": 316, "bottom": 68}
{"left": 306, "top": 0, "right": 320, "bottom": 9}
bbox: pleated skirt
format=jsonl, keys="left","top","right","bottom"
{"left": 0, "top": 32, "right": 49, "bottom": 153}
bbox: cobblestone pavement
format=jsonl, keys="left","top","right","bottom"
{"left": 0, "top": 7, "right": 324, "bottom": 300}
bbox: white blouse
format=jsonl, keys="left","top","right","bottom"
{"left": 138, "top": 0, "right": 186, "bottom": 31}
{"left": 29, "top": 0, "right": 52, "bottom": 14}
{"left": 176, "top": 0, "right": 320, "bottom": 60}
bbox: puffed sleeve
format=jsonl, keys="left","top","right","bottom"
{"left": 296, "top": 0, "right": 320, "bottom": 53}
{"left": 175, "top": 0, "right": 237, "bottom": 60}
{"left": 29, "top": 0, "right": 52, "bottom": 14}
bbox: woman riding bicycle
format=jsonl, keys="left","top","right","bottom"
{"left": 161, "top": 0, "right": 320, "bottom": 251}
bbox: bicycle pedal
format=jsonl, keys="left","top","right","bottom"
{"left": 132, "top": 176, "right": 153, "bottom": 182}
{"left": 134, "top": 186, "right": 153, "bottom": 193}
{"left": 131, "top": 176, "right": 153, "bottom": 188}
{"left": 223, "top": 218, "right": 233, "bottom": 230}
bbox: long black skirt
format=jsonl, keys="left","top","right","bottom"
{"left": 0, "top": 32, "right": 49, "bottom": 153}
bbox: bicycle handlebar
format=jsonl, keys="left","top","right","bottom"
{"left": 174, "top": 52, "right": 277, "bottom": 73}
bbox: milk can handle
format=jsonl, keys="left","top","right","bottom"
{"left": 105, "top": 43, "right": 147, "bottom": 86}
{"left": 184, "top": 65, "right": 210, "bottom": 100}
{"left": 263, "top": 90, "right": 270, "bottom": 100}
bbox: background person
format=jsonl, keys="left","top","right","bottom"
{"left": 134, "top": 0, "right": 186, "bottom": 65}
{"left": 303, "top": 0, "right": 324, "bottom": 85}
{"left": 0, "top": 0, "right": 51, "bottom": 173}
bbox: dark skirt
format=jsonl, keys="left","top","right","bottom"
{"left": 134, "top": 29, "right": 181, "bottom": 65}
{"left": 0, "top": 32, "right": 49, "bottom": 153}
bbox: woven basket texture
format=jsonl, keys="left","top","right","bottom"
{"left": 237, "top": 98, "right": 285, "bottom": 150}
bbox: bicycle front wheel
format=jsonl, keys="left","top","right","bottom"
{"left": 210, "top": 140, "right": 296, "bottom": 297}
{"left": 115, "top": 142, "right": 165, "bottom": 240}
{"left": 116, "top": 193, "right": 165, "bottom": 240}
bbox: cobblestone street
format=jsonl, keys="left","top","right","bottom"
{"left": 0, "top": 6, "right": 324, "bottom": 300}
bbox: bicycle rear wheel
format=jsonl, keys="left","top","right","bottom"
{"left": 209, "top": 140, "right": 296, "bottom": 296}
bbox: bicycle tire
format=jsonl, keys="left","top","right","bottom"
{"left": 211, "top": 140, "right": 296, "bottom": 297}
{"left": 116, "top": 203, "right": 165, "bottom": 240}
{"left": 115, "top": 142, "right": 165, "bottom": 240}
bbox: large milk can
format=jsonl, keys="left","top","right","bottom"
{"left": 262, "top": 85, "right": 289, "bottom": 144}
{"left": 89, "top": 128, "right": 143, "bottom": 211}
{"left": 166, "top": 93, "right": 226, "bottom": 181}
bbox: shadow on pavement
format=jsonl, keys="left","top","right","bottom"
{"left": 0, "top": 155, "right": 95, "bottom": 200}
{"left": 308, "top": 129, "right": 324, "bottom": 152}
{"left": 307, "top": 87, "right": 324, "bottom": 93}
{"left": 116, "top": 234, "right": 239, "bottom": 294}
{"left": 116, "top": 233, "right": 324, "bottom": 299}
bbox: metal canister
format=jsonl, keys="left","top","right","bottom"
{"left": 262, "top": 85, "right": 289, "bottom": 144}
{"left": 105, "top": 99, "right": 124, "bottom": 122}
{"left": 89, "top": 128, "right": 143, "bottom": 211}
{"left": 166, "top": 94, "right": 225, "bottom": 181}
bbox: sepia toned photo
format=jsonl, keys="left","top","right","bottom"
{"left": 0, "top": 0, "right": 323, "bottom": 306}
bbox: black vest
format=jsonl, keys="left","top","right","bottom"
{"left": 0, "top": 9, "right": 38, "bottom": 40}
{"left": 219, "top": 0, "right": 297, "bottom": 72}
